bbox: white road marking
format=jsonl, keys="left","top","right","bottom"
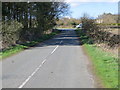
{"left": 42, "top": 59, "right": 46, "bottom": 64}
{"left": 60, "top": 40, "right": 62, "bottom": 43}
{"left": 18, "top": 43, "right": 61, "bottom": 88}
{"left": 51, "top": 45, "right": 59, "bottom": 54}
{"left": 18, "top": 64, "right": 42, "bottom": 88}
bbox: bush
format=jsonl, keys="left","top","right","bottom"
{"left": 81, "top": 18, "right": 120, "bottom": 48}
{"left": 2, "top": 20, "right": 23, "bottom": 49}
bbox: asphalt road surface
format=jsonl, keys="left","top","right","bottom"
{"left": 2, "top": 29, "right": 95, "bottom": 88}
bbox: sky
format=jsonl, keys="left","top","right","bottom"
{"left": 65, "top": 0, "right": 119, "bottom": 19}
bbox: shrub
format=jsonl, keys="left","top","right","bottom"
{"left": 2, "top": 20, "right": 23, "bottom": 49}
{"left": 81, "top": 18, "right": 120, "bottom": 48}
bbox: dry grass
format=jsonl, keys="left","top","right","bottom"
{"left": 103, "top": 28, "right": 119, "bottom": 35}
{"left": 95, "top": 43, "right": 119, "bottom": 58}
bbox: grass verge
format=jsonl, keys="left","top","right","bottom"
{"left": 0, "top": 32, "right": 59, "bottom": 59}
{"left": 76, "top": 29, "right": 118, "bottom": 88}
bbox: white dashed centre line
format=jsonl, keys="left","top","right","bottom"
{"left": 51, "top": 45, "right": 59, "bottom": 54}
{"left": 60, "top": 41, "right": 63, "bottom": 44}
{"left": 18, "top": 40, "right": 62, "bottom": 88}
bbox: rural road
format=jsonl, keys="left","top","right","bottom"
{"left": 2, "top": 29, "right": 95, "bottom": 88}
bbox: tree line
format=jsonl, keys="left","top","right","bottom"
{"left": 2, "top": 2, "right": 69, "bottom": 49}
{"left": 56, "top": 17, "right": 81, "bottom": 28}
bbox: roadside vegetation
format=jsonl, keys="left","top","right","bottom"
{"left": 76, "top": 29, "right": 118, "bottom": 88}
{"left": 84, "top": 44, "right": 118, "bottom": 88}
{"left": 76, "top": 15, "right": 119, "bottom": 88}
{"left": 1, "top": 32, "right": 60, "bottom": 59}
{"left": 1, "top": 2, "right": 69, "bottom": 58}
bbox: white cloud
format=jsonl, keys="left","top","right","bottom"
{"left": 70, "top": 3, "right": 80, "bottom": 7}
{"left": 65, "top": 0, "right": 119, "bottom": 2}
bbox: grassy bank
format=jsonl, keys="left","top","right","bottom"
{"left": 76, "top": 29, "right": 118, "bottom": 88}
{"left": 1, "top": 32, "right": 59, "bottom": 59}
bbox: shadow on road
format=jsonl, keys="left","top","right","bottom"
{"left": 36, "top": 30, "right": 81, "bottom": 47}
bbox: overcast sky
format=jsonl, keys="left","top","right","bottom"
{"left": 65, "top": 0, "right": 119, "bottom": 19}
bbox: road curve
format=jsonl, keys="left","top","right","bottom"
{"left": 2, "top": 29, "right": 95, "bottom": 88}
